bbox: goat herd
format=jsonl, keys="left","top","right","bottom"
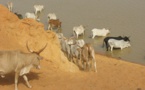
{"left": 0, "top": 2, "right": 131, "bottom": 90}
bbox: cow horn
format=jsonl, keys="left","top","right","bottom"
{"left": 26, "top": 41, "right": 34, "bottom": 53}
{"left": 37, "top": 43, "right": 47, "bottom": 54}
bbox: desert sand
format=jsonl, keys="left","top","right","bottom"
{"left": 0, "top": 5, "right": 145, "bottom": 90}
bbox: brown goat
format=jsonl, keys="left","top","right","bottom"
{"left": 81, "top": 43, "right": 97, "bottom": 72}
{"left": 48, "top": 19, "right": 61, "bottom": 31}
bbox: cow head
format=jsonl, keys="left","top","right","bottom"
{"left": 33, "top": 55, "right": 42, "bottom": 69}
{"left": 123, "top": 36, "right": 130, "bottom": 42}
{"left": 26, "top": 42, "right": 47, "bottom": 69}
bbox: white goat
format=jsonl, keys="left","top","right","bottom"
{"left": 91, "top": 28, "right": 110, "bottom": 39}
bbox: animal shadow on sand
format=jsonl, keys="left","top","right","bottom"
{"left": 0, "top": 72, "right": 41, "bottom": 87}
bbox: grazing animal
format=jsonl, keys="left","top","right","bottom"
{"left": 70, "top": 43, "right": 81, "bottom": 64}
{"left": 103, "top": 36, "right": 130, "bottom": 51}
{"left": 81, "top": 43, "right": 97, "bottom": 72}
{"left": 25, "top": 12, "right": 40, "bottom": 21}
{"left": 34, "top": 5, "right": 44, "bottom": 15}
{"left": 56, "top": 33, "right": 64, "bottom": 41}
{"left": 75, "top": 39, "right": 85, "bottom": 48}
{"left": 91, "top": 28, "right": 110, "bottom": 39}
{"left": 14, "top": 12, "right": 23, "bottom": 19}
{"left": 70, "top": 39, "right": 85, "bottom": 64}
{"left": 48, "top": 19, "right": 61, "bottom": 30}
{"left": 73, "top": 25, "right": 85, "bottom": 38}
{"left": 7, "top": 2, "right": 13, "bottom": 12}
{"left": 0, "top": 43, "right": 47, "bottom": 90}
{"left": 108, "top": 39, "right": 131, "bottom": 51}
{"left": 47, "top": 13, "right": 57, "bottom": 20}
{"left": 58, "top": 35, "right": 73, "bottom": 60}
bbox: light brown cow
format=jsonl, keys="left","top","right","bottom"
{"left": 81, "top": 43, "right": 97, "bottom": 72}
{"left": 0, "top": 42, "right": 47, "bottom": 90}
{"left": 48, "top": 19, "right": 61, "bottom": 31}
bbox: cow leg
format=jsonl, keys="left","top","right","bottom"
{"left": 70, "top": 55, "right": 73, "bottom": 62}
{"left": 110, "top": 46, "right": 113, "bottom": 51}
{"left": 94, "top": 60, "right": 97, "bottom": 72}
{"left": 48, "top": 24, "right": 51, "bottom": 30}
{"left": 82, "top": 61, "right": 85, "bottom": 70}
{"left": 83, "top": 32, "right": 84, "bottom": 38}
{"left": 106, "top": 45, "right": 109, "bottom": 51}
{"left": 58, "top": 25, "right": 61, "bottom": 31}
{"left": 0, "top": 71, "right": 5, "bottom": 78}
{"left": 76, "top": 58, "right": 79, "bottom": 66}
{"left": 91, "top": 50, "right": 97, "bottom": 72}
{"left": 86, "top": 61, "right": 90, "bottom": 71}
{"left": 1, "top": 75, "right": 5, "bottom": 78}
{"left": 92, "top": 35, "right": 95, "bottom": 39}
{"left": 92, "top": 59, "right": 97, "bottom": 72}
{"left": 23, "top": 75, "right": 32, "bottom": 88}
{"left": 76, "top": 34, "right": 78, "bottom": 39}
{"left": 105, "top": 42, "right": 109, "bottom": 51}
{"left": 14, "top": 72, "right": 19, "bottom": 90}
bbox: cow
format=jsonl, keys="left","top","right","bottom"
{"left": 14, "top": 12, "right": 23, "bottom": 19}
{"left": 69, "top": 39, "right": 85, "bottom": 65}
{"left": 75, "top": 39, "right": 85, "bottom": 48}
{"left": 48, "top": 19, "right": 61, "bottom": 30}
{"left": 0, "top": 42, "right": 47, "bottom": 90}
{"left": 47, "top": 13, "right": 57, "bottom": 20}
{"left": 70, "top": 43, "right": 81, "bottom": 64}
{"left": 7, "top": 2, "right": 13, "bottom": 12}
{"left": 73, "top": 25, "right": 85, "bottom": 39}
{"left": 25, "top": 12, "right": 40, "bottom": 21}
{"left": 56, "top": 33, "right": 64, "bottom": 41}
{"left": 58, "top": 35, "right": 74, "bottom": 60}
{"left": 108, "top": 39, "right": 131, "bottom": 51}
{"left": 34, "top": 5, "right": 44, "bottom": 15}
{"left": 91, "top": 28, "right": 110, "bottom": 39}
{"left": 81, "top": 43, "right": 97, "bottom": 72}
{"left": 103, "top": 36, "right": 130, "bottom": 51}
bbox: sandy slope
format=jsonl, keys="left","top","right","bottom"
{"left": 0, "top": 5, "right": 145, "bottom": 90}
